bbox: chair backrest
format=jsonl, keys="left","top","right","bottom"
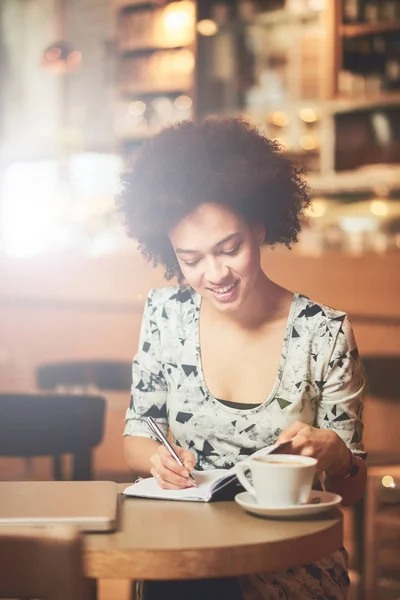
{"left": 361, "top": 356, "right": 400, "bottom": 399}
{"left": 37, "top": 360, "right": 132, "bottom": 391}
{"left": 0, "top": 525, "right": 89, "bottom": 600}
{"left": 361, "top": 357, "right": 400, "bottom": 456}
{"left": 0, "top": 393, "right": 106, "bottom": 480}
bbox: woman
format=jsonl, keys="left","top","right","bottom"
{"left": 118, "top": 118, "right": 366, "bottom": 599}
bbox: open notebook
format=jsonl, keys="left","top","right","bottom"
{"left": 123, "top": 440, "right": 291, "bottom": 502}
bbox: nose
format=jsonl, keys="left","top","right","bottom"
{"left": 204, "top": 256, "right": 230, "bottom": 285}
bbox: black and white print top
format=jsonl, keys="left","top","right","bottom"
{"left": 124, "top": 285, "right": 365, "bottom": 469}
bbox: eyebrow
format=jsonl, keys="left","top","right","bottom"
{"left": 175, "top": 233, "right": 240, "bottom": 255}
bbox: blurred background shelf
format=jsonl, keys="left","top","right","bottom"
{"left": 117, "top": 0, "right": 164, "bottom": 10}
{"left": 250, "top": 7, "right": 320, "bottom": 27}
{"left": 308, "top": 166, "right": 400, "bottom": 195}
{"left": 330, "top": 93, "right": 400, "bottom": 111}
{"left": 114, "top": 0, "right": 196, "bottom": 163}
{"left": 117, "top": 83, "right": 192, "bottom": 95}
{"left": 119, "top": 44, "right": 186, "bottom": 53}
{"left": 341, "top": 19, "right": 400, "bottom": 37}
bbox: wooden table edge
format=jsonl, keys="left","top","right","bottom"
{"left": 84, "top": 514, "right": 343, "bottom": 580}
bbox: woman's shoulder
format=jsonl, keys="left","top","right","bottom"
{"left": 147, "top": 285, "right": 196, "bottom": 304}
{"left": 292, "top": 294, "right": 357, "bottom": 359}
{"left": 295, "top": 292, "right": 347, "bottom": 322}
{"left": 146, "top": 285, "right": 198, "bottom": 320}
{"left": 294, "top": 292, "right": 352, "bottom": 342}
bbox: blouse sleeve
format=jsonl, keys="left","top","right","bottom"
{"left": 124, "top": 290, "right": 169, "bottom": 440}
{"left": 316, "top": 315, "right": 366, "bottom": 456}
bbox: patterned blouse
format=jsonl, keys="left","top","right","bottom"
{"left": 125, "top": 285, "right": 365, "bottom": 600}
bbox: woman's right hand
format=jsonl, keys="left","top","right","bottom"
{"left": 150, "top": 444, "right": 196, "bottom": 489}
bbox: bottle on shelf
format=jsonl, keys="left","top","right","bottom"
{"left": 384, "top": 32, "right": 400, "bottom": 90}
{"left": 342, "top": 0, "right": 400, "bottom": 25}
{"left": 363, "top": 1, "right": 380, "bottom": 24}
{"left": 342, "top": 0, "right": 362, "bottom": 24}
{"left": 381, "top": 0, "right": 399, "bottom": 21}
{"left": 341, "top": 29, "right": 400, "bottom": 94}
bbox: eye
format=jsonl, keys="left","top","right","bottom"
{"left": 221, "top": 244, "right": 241, "bottom": 256}
{"left": 182, "top": 258, "right": 201, "bottom": 267}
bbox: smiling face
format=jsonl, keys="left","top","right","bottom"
{"left": 169, "top": 203, "right": 265, "bottom": 313}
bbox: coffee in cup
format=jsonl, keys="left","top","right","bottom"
{"left": 235, "top": 454, "right": 317, "bottom": 507}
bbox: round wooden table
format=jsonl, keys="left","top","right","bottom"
{"left": 84, "top": 485, "right": 343, "bottom": 580}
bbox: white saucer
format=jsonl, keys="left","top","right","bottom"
{"left": 235, "top": 490, "right": 342, "bottom": 519}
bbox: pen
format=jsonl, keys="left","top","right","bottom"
{"left": 146, "top": 416, "right": 197, "bottom": 487}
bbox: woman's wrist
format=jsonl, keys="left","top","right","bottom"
{"left": 326, "top": 444, "right": 353, "bottom": 479}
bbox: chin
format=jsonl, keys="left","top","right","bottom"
{"left": 207, "top": 284, "right": 247, "bottom": 313}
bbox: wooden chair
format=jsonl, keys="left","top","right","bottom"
{"left": 0, "top": 393, "right": 106, "bottom": 480}
{"left": 354, "top": 356, "right": 400, "bottom": 599}
{"left": 37, "top": 360, "right": 132, "bottom": 392}
{"left": 0, "top": 525, "right": 90, "bottom": 600}
{"left": 364, "top": 465, "right": 400, "bottom": 600}
{"left": 37, "top": 360, "right": 132, "bottom": 484}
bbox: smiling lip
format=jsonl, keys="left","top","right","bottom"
{"left": 207, "top": 280, "right": 239, "bottom": 302}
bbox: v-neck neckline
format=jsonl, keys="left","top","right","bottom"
{"left": 193, "top": 290, "right": 299, "bottom": 413}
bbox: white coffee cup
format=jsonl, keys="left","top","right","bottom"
{"left": 235, "top": 454, "right": 317, "bottom": 507}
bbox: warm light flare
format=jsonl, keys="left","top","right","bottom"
{"left": 382, "top": 475, "right": 396, "bottom": 488}
{"left": 271, "top": 112, "right": 289, "bottom": 127}
{"left": 160, "top": 1, "right": 195, "bottom": 47}
{"left": 299, "top": 134, "right": 318, "bottom": 151}
{"left": 306, "top": 200, "right": 327, "bottom": 218}
{"left": 129, "top": 101, "right": 147, "bottom": 116}
{"left": 1, "top": 161, "right": 61, "bottom": 257}
{"left": 370, "top": 200, "right": 389, "bottom": 217}
{"left": 197, "top": 19, "right": 218, "bottom": 36}
{"left": 300, "top": 108, "right": 318, "bottom": 123}
{"left": 0, "top": 154, "right": 122, "bottom": 258}
{"left": 41, "top": 41, "right": 82, "bottom": 73}
{"left": 174, "top": 95, "right": 193, "bottom": 110}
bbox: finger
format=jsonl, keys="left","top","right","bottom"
{"left": 276, "top": 434, "right": 309, "bottom": 456}
{"left": 153, "top": 450, "right": 193, "bottom": 485}
{"left": 178, "top": 448, "right": 196, "bottom": 471}
{"left": 289, "top": 433, "right": 312, "bottom": 451}
{"left": 277, "top": 421, "right": 309, "bottom": 444}
{"left": 150, "top": 468, "right": 163, "bottom": 487}
{"left": 275, "top": 441, "right": 302, "bottom": 456}
{"left": 153, "top": 462, "right": 194, "bottom": 488}
{"left": 157, "top": 446, "right": 190, "bottom": 477}
{"left": 165, "top": 444, "right": 196, "bottom": 471}
{"left": 150, "top": 468, "right": 190, "bottom": 490}
{"left": 150, "top": 452, "right": 181, "bottom": 478}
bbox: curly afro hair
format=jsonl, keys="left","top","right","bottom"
{"left": 117, "top": 118, "right": 310, "bottom": 280}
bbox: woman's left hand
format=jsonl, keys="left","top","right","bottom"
{"left": 277, "top": 421, "right": 352, "bottom": 477}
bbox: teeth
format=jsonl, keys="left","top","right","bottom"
{"left": 213, "top": 283, "right": 235, "bottom": 294}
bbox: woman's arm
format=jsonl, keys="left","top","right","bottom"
{"left": 318, "top": 314, "right": 366, "bottom": 505}
{"left": 278, "top": 314, "right": 367, "bottom": 506}
{"left": 124, "top": 291, "right": 169, "bottom": 472}
{"left": 125, "top": 435, "right": 197, "bottom": 487}
{"left": 123, "top": 291, "right": 197, "bottom": 487}
{"left": 326, "top": 451, "right": 367, "bottom": 506}
{"left": 124, "top": 436, "right": 161, "bottom": 477}
{"left": 278, "top": 421, "right": 366, "bottom": 505}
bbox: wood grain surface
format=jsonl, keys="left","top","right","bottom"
{"left": 83, "top": 486, "right": 343, "bottom": 580}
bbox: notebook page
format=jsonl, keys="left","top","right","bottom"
{"left": 123, "top": 469, "right": 231, "bottom": 502}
